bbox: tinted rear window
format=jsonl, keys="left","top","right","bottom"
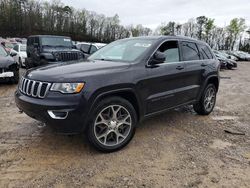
{"left": 199, "top": 44, "right": 213, "bottom": 59}
{"left": 81, "top": 44, "right": 91, "bottom": 53}
{"left": 181, "top": 42, "right": 200, "bottom": 61}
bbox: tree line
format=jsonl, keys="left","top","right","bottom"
{"left": 157, "top": 16, "right": 249, "bottom": 51}
{"left": 0, "top": 0, "right": 152, "bottom": 42}
{"left": 0, "top": 0, "right": 249, "bottom": 51}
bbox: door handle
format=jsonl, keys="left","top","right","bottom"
{"left": 176, "top": 65, "right": 184, "bottom": 70}
{"left": 201, "top": 63, "right": 207, "bottom": 67}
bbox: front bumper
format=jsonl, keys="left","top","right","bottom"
{"left": 15, "top": 90, "right": 89, "bottom": 134}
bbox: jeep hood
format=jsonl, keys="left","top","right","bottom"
{"left": 41, "top": 46, "right": 78, "bottom": 53}
{"left": 25, "top": 60, "right": 130, "bottom": 82}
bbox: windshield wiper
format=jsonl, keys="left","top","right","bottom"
{"left": 55, "top": 45, "right": 70, "bottom": 48}
{"left": 42, "top": 45, "right": 54, "bottom": 47}
{"left": 93, "top": 58, "right": 114, "bottom": 62}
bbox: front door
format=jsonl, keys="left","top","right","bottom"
{"left": 145, "top": 40, "right": 188, "bottom": 114}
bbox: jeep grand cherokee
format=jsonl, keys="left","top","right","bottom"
{"left": 15, "top": 36, "right": 220, "bottom": 152}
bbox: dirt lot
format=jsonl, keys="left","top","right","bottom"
{"left": 0, "top": 62, "right": 250, "bottom": 188}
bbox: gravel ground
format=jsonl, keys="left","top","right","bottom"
{"left": 0, "top": 62, "right": 250, "bottom": 188}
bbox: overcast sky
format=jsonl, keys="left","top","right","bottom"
{"left": 61, "top": 0, "right": 250, "bottom": 29}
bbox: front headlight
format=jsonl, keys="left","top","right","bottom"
{"left": 50, "top": 83, "right": 85, "bottom": 94}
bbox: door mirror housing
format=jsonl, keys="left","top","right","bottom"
{"left": 149, "top": 51, "right": 166, "bottom": 65}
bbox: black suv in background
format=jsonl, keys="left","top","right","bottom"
{"left": 15, "top": 36, "right": 220, "bottom": 152}
{"left": 26, "top": 35, "right": 84, "bottom": 68}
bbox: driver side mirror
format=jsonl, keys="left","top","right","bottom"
{"left": 149, "top": 51, "right": 166, "bottom": 65}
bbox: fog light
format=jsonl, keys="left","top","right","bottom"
{"left": 48, "top": 110, "right": 68, "bottom": 119}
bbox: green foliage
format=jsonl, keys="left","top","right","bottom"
{"left": 160, "top": 22, "right": 175, "bottom": 35}
{"left": 0, "top": 0, "right": 151, "bottom": 42}
{"left": 196, "top": 16, "right": 208, "bottom": 40}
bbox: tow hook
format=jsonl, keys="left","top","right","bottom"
{"left": 37, "top": 122, "right": 46, "bottom": 129}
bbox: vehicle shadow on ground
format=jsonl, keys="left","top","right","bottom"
{"left": 34, "top": 105, "right": 196, "bottom": 155}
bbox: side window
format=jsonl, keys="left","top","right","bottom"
{"left": 199, "top": 44, "right": 213, "bottom": 59}
{"left": 157, "top": 40, "right": 180, "bottom": 63}
{"left": 181, "top": 42, "right": 200, "bottom": 61}
{"left": 13, "top": 45, "right": 19, "bottom": 52}
{"left": 81, "top": 44, "right": 90, "bottom": 53}
{"left": 90, "top": 45, "right": 98, "bottom": 54}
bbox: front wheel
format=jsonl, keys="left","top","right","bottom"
{"left": 87, "top": 97, "right": 137, "bottom": 152}
{"left": 193, "top": 84, "right": 217, "bottom": 115}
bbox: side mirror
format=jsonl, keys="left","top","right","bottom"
{"left": 149, "top": 51, "right": 166, "bottom": 65}
{"left": 10, "top": 51, "right": 17, "bottom": 57}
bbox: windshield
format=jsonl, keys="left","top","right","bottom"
{"left": 88, "top": 39, "right": 154, "bottom": 62}
{"left": 0, "top": 45, "right": 8, "bottom": 56}
{"left": 20, "top": 45, "right": 26, "bottom": 52}
{"left": 5, "top": 43, "right": 14, "bottom": 49}
{"left": 41, "top": 37, "right": 73, "bottom": 47}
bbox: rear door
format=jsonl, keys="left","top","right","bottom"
{"left": 180, "top": 41, "right": 207, "bottom": 101}
{"left": 145, "top": 40, "right": 188, "bottom": 114}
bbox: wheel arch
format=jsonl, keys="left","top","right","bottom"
{"left": 197, "top": 75, "right": 219, "bottom": 101}
{"left": 88, "top": 88, "right": 142, "bottom": 123}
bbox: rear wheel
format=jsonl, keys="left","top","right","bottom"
{"left": 87, "top": 97, "right": 137, "bottom": 152}
{"left": 193, "top": 84, "right": 217, "bottom": 115}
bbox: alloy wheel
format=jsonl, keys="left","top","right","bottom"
{"left": 204, "top": 87, "right": 216, "bottom": 112}
{"left": 94, "top": 105, "right": 132, "bottom": 147}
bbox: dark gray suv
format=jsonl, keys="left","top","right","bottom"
{"left": 16, "top": 36, "right": 220, "bottom": 152}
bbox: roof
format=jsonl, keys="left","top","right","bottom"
{"left": 28, "top": 35, "right": 71, "bottom": 38}
{"left": 127, "top": 35, "right": 208, "bottom": 45}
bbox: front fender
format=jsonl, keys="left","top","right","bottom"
{"left": 84, "top": 85, "right": 143, "bottom": 125}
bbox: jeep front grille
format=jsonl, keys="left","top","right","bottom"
{"left": 59, "top": 52, "right": 79, "bottom": 61}
{"left": 19, "top": 77, "right": 51, "bottom": 98}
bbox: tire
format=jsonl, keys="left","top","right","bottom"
{"left": 87, "top": 97, "right": 137, "bottom": 152}
{"left": 12, "top": 70, "right": 19, "bottom": 84}
{"left": 25, "top": 58, "right": 33, "bottom": 69}
{"left": 227, "top": 64, "right": 233, "bottom": 70}
{"left": 193, "top": 84, "right": 217, "bottom": 115}
{"left": 40, "top": 59, "right": 48, "bottom": 66}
